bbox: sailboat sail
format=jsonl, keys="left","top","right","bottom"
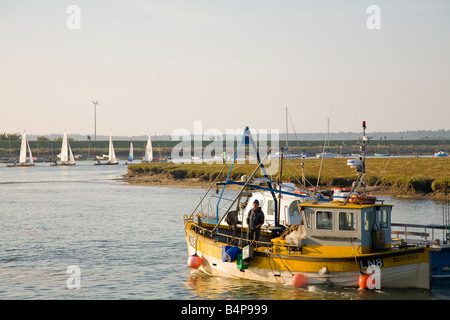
{"left": 108, "top": 133, "right": 117, "bottom": 163}
{"left": 68, "top": 145, "right": 75, "bottom": 164}
{"left": 128, "top": 141, "right": 134, "bottom": 162}
{"left": 27, "top": 141, "right": 34, "bottom": 164}
{"left": 143, "top": 136, "right": 153, "bottom": 162}
{"left": 60, "top": 132, "right": 69, "bottom": 162}
{"left": 19, "top": 133, "right": 27, "bottom": 164}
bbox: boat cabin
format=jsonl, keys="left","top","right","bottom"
{"left": 297, "top": 202, "right": 393, "bottom": 255}
{"left": 238, "top": 183, "right": 317, "bottom": 227}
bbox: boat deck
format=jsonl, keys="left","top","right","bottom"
{"left": 391, "top": 222, "right": 450, "bottom": 246}
{"left": 189, "top": 219, "right": 276, "bottom": 248}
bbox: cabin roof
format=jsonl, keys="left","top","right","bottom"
{"left": 298, "top": 201, "right": 393, "bottom": 210}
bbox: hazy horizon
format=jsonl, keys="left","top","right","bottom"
{"left": 1, "top": 1, "right": 449, "bottom": 136}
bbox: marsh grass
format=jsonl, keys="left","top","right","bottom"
{"left": 127, "top": 157, "right": 449, "bottom": 196}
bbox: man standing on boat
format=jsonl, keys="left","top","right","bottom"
{"left": 247, "top": 199, "right": 264, "bottom": 246}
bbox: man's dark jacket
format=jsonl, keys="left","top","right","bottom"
{"left": 247, "top": 207, "right": 264, "bottom": 231}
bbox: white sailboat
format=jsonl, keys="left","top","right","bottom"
{"left": 142, "top": 135, "right": 153, "bottom": 162}
{"left": 94, "top": 133, "right": 119, "bottom": 165}
{"left": 316, "top": 117, "right": 338, "bottom": 159}
{"left": 125, "top": 141, "right": 134, "bottom": 164}
{"left": 6, "top": 131, "right": 35, "bottom": 167}
{"left": 315, "top": 152, "right": 338, "bottom": 159}
{"left": 51, "top": 132, "right": 76, "bottom": 166}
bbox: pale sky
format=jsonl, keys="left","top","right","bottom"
{"left": 1, "top": 0, "right": 449, "bottom": 137}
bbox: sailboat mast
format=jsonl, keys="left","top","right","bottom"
{"left": 285, "top": 107, "right": 288, "bottom": 151}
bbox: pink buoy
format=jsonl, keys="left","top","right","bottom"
{"left": 187, "top": 254, "right": 203, "bottom": 269}
{"left": 291, "top": 273, "right": 308, "bottom": 288}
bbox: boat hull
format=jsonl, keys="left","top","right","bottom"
{"left": 93, "top": 162, "right": 119, "bottom": 165}
{"left": 50, "top": 163, "right": 76, "bottom": 166}
{"left": 431, "top": 244, "right": 450, "bottom": 280}
{"left": 374, "top": 154, "right": 389, "bottom": 157}
{"left": 6, "top": 163, "right": 35, "bottom": 167}
{"left": 185, "top": 225, "right": 430, "bottom": 289}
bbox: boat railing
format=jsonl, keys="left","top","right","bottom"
{"left": 391, "top": 222, "right": 450, "bottom": 246}
{"left": 196, "top": 193, "right": 239, "bottom": 224}
{"left": 187, "top": 217, "right": 301, "bottom": 254}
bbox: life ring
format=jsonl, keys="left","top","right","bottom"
{"left": 349, "top": 194, "right": 377, "bottom": 204}
{"left": 294, "top": 190, "right": 307, "bottom": 195}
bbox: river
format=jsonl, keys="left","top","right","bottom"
{"left": 0, "top": 162, "right": 449, "bottom": 300}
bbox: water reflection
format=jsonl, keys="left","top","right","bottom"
{"left": 183, "top": 270, "right": 442, "bottom": 300}
{"left": 184, "top": 271, "right": 348, "bottom": 300}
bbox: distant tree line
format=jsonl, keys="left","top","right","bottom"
{"left": 0, "top": 133, "right": 73, "bottom": 142}
{"left": 0, "top": 133, "right": 21, "bottom": 141}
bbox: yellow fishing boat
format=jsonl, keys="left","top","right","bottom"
{"left": 184, "top": 123, "right": 431, "bottom": 290}
{"left": 185, "top": 203, "right": 430, "bottom": 289}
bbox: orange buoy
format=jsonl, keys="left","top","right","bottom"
{"left": 291, "top": 273, "right": 308, "bottom": 288}
{"left": 358, "top": 273, "right": 373, "bottom": 289}
{"left": 187, "top": 254, "right": 203, "bottom": 269}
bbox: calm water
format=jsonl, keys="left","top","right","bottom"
{"left": 0, "top": 162, "right": 449, "bottom": 300}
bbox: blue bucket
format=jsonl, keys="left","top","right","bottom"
{"left": 222, "top": 246, "right": 232, "bottom": 262}
{"left": 225, "top": 246, "right": 242, "bottom": 262}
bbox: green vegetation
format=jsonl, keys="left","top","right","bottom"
{"left": 0, "top": 133, "right": 21, "bottom": 141}
{"left": 127, "top": 157, "right": 449, "bottom": 198}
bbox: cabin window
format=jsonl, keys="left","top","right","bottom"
{"left": 316, "top": 211, "right": 333, "bottom": 230}
{"left": 304, "top": 209, "right": 312, "bottom": 228}
{"left": 288, "top": 200, "right": 301, "bottom": 216}
{"left": 339, "top": 212, "right": 356, "bottom": 231}
{"left": 377, "top": 209, "right": 389, "bottom": 229}
{"left": 364, "top": 210, "right": 375, "bottom": 231}
{"left": 267, "top": 200, "right": 275, "bottom": 216}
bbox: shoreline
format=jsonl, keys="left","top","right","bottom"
{"left": 121, "top": 173, "right": 211, "bottom": 189}
{"left": 121, "top": 172, "right": 448, "bottom": 200}
{"left": 122, "top": 157, "right": 449, "bottom": 200}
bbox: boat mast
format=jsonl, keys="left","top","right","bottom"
{"left": 285, "top": 107, "right": 288, "bottom": 152}
{"left": 277, "top": 148, "right": 284, "bottom": 226}
{"left": 343, "top": 121, "right": 369, "bottom": 204}
{"left": 362, "top": 121, "right": 367, "bottom": 195}
{"left": 212, "top": 149, "right": 272, "bottom": 233}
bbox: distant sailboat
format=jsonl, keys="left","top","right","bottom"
{"left": 142, "top": 135, "right": 153, "bottom": 162}
{"left": 6, "top": 131, "right": 35, "bottom": 167}
{"left": 316, "top": 152, "right": 338, "bottom": 159}
{"left": 51, "top": 132, "right": 76, "bottom": 166}
{"left": 316, "top": 117, "right": 338, "bottom": 159}
{"left": 125, "top": 141, "right": 134, "bottom": 164}
{"left": 94, "top": 133, "right": 119, "bottom": 165}
{"left": 375, "top": 137, "right": 390, "bottom": 157}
